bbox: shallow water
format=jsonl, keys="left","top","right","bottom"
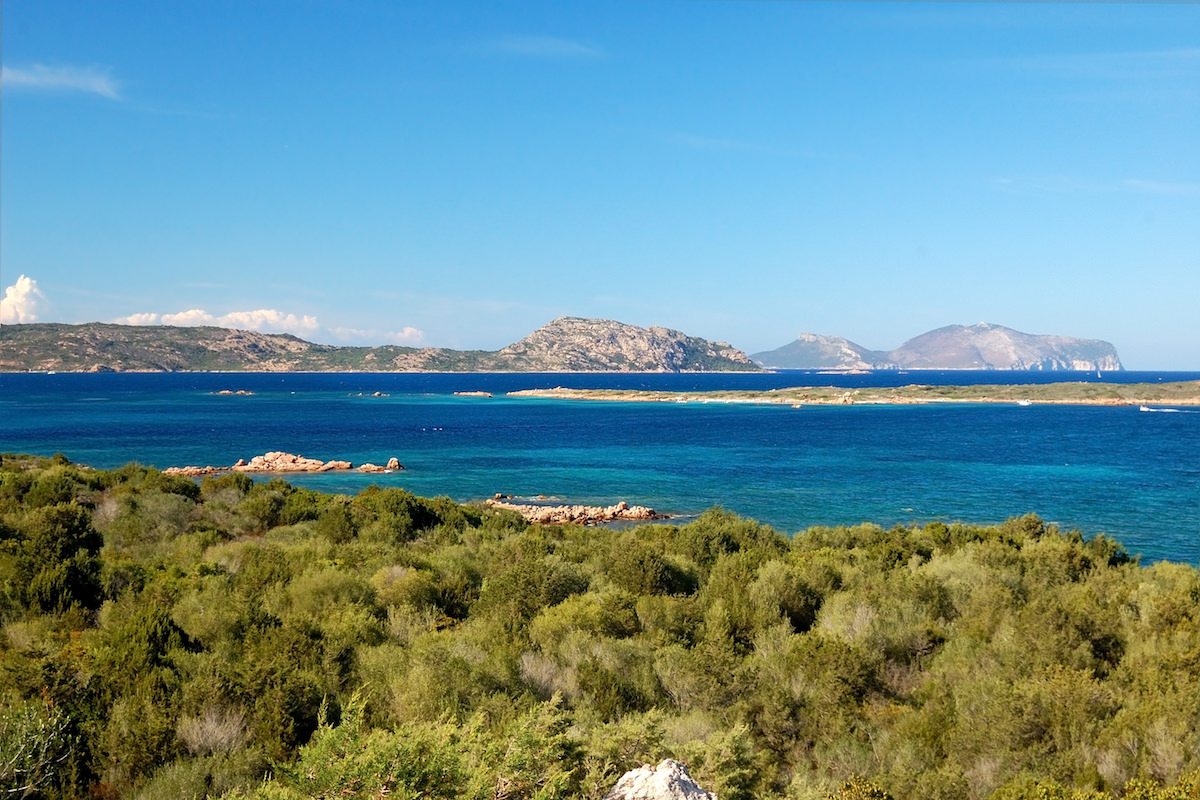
{"left": 2, "top": 371, "right": 1197, "bottom": 564}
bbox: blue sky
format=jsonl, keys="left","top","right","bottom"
{"left": 2, "top": 1, "right": 1197, "bottom": 368}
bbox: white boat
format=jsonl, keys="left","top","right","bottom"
{"left": 1017, "top": 399, "right": 1031, "bottom": 407}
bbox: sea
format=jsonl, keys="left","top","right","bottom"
{"left": 2, "top": 370, "right": 1198, "bottom": 565}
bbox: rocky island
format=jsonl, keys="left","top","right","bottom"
{"left": 752, "top": 323, "right": 1123, "bottom": 371}
{"left": 163, "top": 451, "right": 403, "bottom": 476}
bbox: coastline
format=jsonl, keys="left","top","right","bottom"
{"left": 506, "top": 380, "right": 1200, "bottom": 407}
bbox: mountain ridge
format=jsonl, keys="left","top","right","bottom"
{"left": 0, "top": 318, "right": 760, "bottom": 373}
{"left": 752, "top": 323, "right": 1123, "bottom": 371}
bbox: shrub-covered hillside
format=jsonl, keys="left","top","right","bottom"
{"left": 1, "top": 453, "right": 1196, "bottom": 800}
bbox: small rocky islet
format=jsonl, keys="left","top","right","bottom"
{"left": 163, "top": 450, "right": 403, "bottom": 477}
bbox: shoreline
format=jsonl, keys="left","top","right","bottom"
{"left": 505, "top": 380, "right": 1200, "bottom": 407}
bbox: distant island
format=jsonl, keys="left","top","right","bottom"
{"left": 752, "top": 323, "right": 1123, "bottom": 372}
{"left": 1, "top": 318, "right": 1126, "bottom": 374}
{"left": 0, "top": 317, "right": 758, "bottom": 373}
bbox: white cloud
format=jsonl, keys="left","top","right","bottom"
{"left": 113, "top": 307, "right": 423, "bottom": 345}
{"left": 488, "top": 36, "right": 605, "bottom": 59}
{"left": 116, "top": 307, "right": 320, "bottom": 338}
{"left": 158, "top": 309, "right": 213, "bottom": 326}
{"left": 1, "top": 274, "right": 46, "bottom": 323}
{"left": 213, "top": 309, "right": 321, "bottom": 334}
{"left": 116, "top": 312, "right": 162, "bottom": 325}
{"left": 1, "top": 64, "right": 121, "bottom": 99}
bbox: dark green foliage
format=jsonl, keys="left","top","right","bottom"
{"left": 141, "top": 470, "right": 202, "bottom": 501}
{"left": 201, "top": 472, "right": 253, "bottom": 499}
{"left": 674, "top": 507, "right": 788, "bottom": 572}
{"left": 607, "top": 536, "right": 695, "bottom": 596}
{"left": 237, "top": 483, "right": 286, "bottom": 532}
{"left": 316, "top": 498, "right": 359, "bottom": 544}
{"left": 14, "top": 502, "right": 101, "bottom": 566}
{"left": 473, "top": 530, "right": 590, "bottom": 633}
{"left": 277, "top": 486, "right": 328, "bottom": 525}
{"left": 11, "top": 502, "right": 103, "bottom": 613}
{"left": 26, "top": 551, "right": 103, "bottom": 614}
{"left": 24, "top": 468, "right": 86, "bottom": 508}
{"left": 0, "top": 457, "right": 1196, "bottom": 800}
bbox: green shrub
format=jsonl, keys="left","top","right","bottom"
{"left": 274, "top": 695, "right": 466, "bottom": 800}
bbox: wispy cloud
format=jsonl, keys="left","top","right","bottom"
{"left": 114, "top": 308, "right": 321, "bottom": 337}
{"left": 2, "top": 64, "right": 121, "bottom": 99}
{"left": 1, "top": 275, "right": 47, "bottom": 324}
{"left": 486, "top": 35, "right": 605, "bottom": 59}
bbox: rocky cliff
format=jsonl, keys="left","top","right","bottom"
{"left": 887, "top": 323, "right": 1123, "bottom": 371}
{"left": 497, "top": 317, "right": 757, "bottom": 372}
{"left": 752, "top": 323, "right": 1123, "bottom": 371}
{"left": 0, "top": 318, "right": 759, "bottom": 373}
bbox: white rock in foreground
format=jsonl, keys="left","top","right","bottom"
{"left": 603, "top": 759, "right": 716, "bottom": 800}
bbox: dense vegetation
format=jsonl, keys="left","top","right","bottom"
{"left": 1, "top": 454, "right": 1196, "bottom": 800}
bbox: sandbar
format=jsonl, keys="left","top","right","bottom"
{"left": 506, "top": 380, "right": 1200, "bottom": 407}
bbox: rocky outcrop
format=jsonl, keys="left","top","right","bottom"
{"left": 498, "top": 317, "right": 757, "bottom": 372}
{"left": 233, "top": 452, "right": 351, "bottom": 472}
{"left": 753, "top": 323, "right": 1123, "bottom": 371}
{"left": 604, "top": 760, "right": 716, "bottom": 800}
{"left": 486, "top": 499, "right": 665, "bottom": 525}
{"left": 163, "top": 452, "right": 403, "bottom": 476}
{"left": 356, "top": 457, "right": 403, "bottom": 473}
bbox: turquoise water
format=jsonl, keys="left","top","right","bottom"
{"left": 2, "top": 372, "right": 1197, "bottom": 564}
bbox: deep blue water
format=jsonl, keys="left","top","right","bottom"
{"left": 2, "top": 371, "right": 1198, "bottom": 564}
